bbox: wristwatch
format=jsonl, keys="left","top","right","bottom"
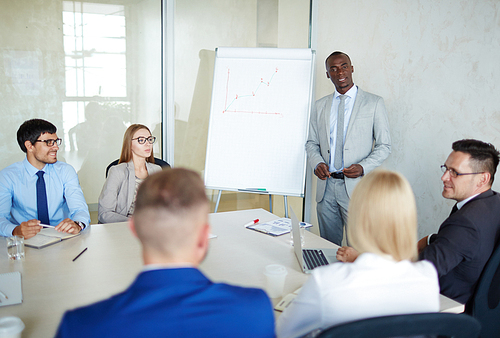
{"left": 74, "top": 221, "right": 86, "bottom": 230}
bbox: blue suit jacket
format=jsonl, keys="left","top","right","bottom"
{"left": 56, "top": 268, "right": 275, "bottom": 337}
{"left": 419, "top": 190, "right": 500, "bottom": 304}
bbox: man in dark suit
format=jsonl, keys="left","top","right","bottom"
{"left": 56, "top": 168, "right": 275, "bottom": 337}
{"left": 418, "top": 139, "right": 500, "bottom": 304}
{"left": 306, "top": 51, "right": 391, "bottom": 245}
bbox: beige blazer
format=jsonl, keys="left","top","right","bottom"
{"left": 98, "top": 161, "right": 162, "bottom": 223}
{"left": 306, "top": 88, "right": 391, "bottom": 202}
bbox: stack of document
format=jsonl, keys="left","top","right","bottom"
{"left": 247, "top": 218, "right": 312, "bottom": 236}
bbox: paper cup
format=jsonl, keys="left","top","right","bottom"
{"left": 0, "top": 317, "right": 25, "bottom": 338}
{"left": 264, "top": 264, "right": 288, "bottom": 298}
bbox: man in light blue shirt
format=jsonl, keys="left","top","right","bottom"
{"left": 0, "top": 119, "right": 90, "bottom": 238}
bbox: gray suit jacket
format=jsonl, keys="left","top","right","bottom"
{"left": 98, "top": 161, "right": 162, "bottom": 223}
{"left": 306, "top": 87, "right": 391, "bottom": 202}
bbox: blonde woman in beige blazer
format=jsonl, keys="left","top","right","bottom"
{"left": 98, "top": 124, "right": 162, "bottom": 223}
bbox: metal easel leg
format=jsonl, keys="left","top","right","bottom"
{"left": 214, "top": 190, "right": 222, "bottom": 213}
{"left": 284, "top": 195, "right": 288, "bottom": 218}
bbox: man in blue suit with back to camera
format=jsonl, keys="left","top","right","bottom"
{"left": 56, "top": 168, "right": 275, "bottom": 338}
{"left": 306, "top": 51, "right": 391, "bottom": 245}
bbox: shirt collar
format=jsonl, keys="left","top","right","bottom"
{"left": 457, "top": 193, "right": 481, "bottom": 209}
{"left": 143, "top": 262, "right": 194, "bottom": 272}
{"left": 23, "top": 157, "right": 47, "bottom": 177}
{"left": 334, "top": 84, "right": 357, "bottom": 100}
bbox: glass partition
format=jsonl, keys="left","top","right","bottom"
{"left": 0, "top": 0, "right": 162, "bottom": 223}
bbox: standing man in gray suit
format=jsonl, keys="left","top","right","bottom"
{"left": 306, "top": 51, "right": 391, "bottom": 245}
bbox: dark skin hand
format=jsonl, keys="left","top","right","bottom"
{"left": 343, "top": 164, "right": 364, "bottom": 178}
{"left": 314, "top": 163, "right": 364, "bottom": 179}
{"left": 314, "top": 163, "right": 330, "bottom": 180}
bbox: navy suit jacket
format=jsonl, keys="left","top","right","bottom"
{"left": 56, "top": 268, "right": 275, "bottom": 338}
{"left": 419, "top": 190, "right": 500, "bottom": 304}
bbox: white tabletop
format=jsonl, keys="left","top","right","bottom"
{"left": 0, "top": 208, "right": 463, "bottom": 337}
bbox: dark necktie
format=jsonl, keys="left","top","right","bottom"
{"left": 450, "top": 204, "right": 458, "bottom": 216}
{"left": 36, "top": 171, "right": 50, "bottom": 225}
{"left": 334, "top": 95, "right": 347, "bottom": 170}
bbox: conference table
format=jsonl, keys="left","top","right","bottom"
{"left": 0, "top": 208, "right": 463, "bottom": 337}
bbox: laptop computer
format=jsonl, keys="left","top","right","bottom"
{"left": 290, "top": 206, "right": 338, "bottom": 273}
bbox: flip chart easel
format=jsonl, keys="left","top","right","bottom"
{"left": 204, "top": 47, "right": 315, "bottom": 214}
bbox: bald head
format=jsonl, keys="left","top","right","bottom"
{"left": 132, "top": 168, "right": 210, "bottom": 264}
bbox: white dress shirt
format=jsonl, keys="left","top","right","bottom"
{"left": 276, "top": 252, "right": 440, "bottom": 338}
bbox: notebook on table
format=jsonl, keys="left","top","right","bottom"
{"left": 24, "top": 227, "right": 81, "bottom": 249}
{"left": 290, "top": 206, "right": 337, "bottom": 274}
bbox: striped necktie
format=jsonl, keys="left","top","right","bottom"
{"left": 334, "top": 95, "right": 347, "bottom": 170}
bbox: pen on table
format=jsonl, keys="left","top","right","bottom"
{"left": 243, "top": 219, "right": 259, "bottom": 228}
{"left": 0, "top": 290, "right": 8, "bottom": 299}
{"left": 72, "top": 247, "right": 88, "bottom": 262}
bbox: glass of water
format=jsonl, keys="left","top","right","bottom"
{"left": 7, "top": 236, "right": 25, "bottom": 260}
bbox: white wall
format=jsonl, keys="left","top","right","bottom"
{"left": 314, "top": 0, "right": 500, "bottom": 237}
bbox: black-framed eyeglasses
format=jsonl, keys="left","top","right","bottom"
{"left": 132, "top": 136, "right": 156, "bottom": 145}
{"left": 440, "top": 165, "right": 484, "bottom": 178}
{"left": 34, "top": 138, "right": 62, "bottom": 147}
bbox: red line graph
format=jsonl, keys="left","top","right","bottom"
{"left": 222, "top": 68, "right": 283, "bottom": 117}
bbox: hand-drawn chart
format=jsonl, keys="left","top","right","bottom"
{"left": 223, "top": 68, "right": 283, "bottom": 117}
{"left": 205, "top": 47, "right": 315, "bottom": 197}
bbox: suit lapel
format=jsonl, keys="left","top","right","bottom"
{"left": 345, "top": 87, "right": 363, "bottom": 140}
{"left": 323, "top": 94, "right": 333, "bottom": 147}
{"left": 127, "top": 161, "right": 135, "bottom": 210}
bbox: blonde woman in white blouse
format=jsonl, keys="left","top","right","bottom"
{"left": 276, "top": 170, "right": 440, "bottom": 338}
{"left": 98, "top": 124, "right": 162, "bottom": 223}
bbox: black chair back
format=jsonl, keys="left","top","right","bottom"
{"left": 317, "top": 313, "right": 480, "bottom": 338}
{"left": 465, "top": 243, "right": 500, "bottom": 338}
{"left": 105, "top": 158, "right": 170, "bottom": 178}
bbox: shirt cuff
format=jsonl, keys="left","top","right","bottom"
{"left": 427, "top": 234, "right": 435, "bottom": 245}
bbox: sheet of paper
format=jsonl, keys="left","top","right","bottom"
{"left": 0, "top": 272, "right": 23, "bottom": 307}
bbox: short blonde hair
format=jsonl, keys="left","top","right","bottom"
{"left": 133, "top": 168, "right": 209, "bottom": 257}
{"left": 347, "top": 170, "right": 417, "bottom": 261}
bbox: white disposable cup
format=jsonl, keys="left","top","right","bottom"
{"left": 264, "top": 264, "right": 287, "bottom": 298}
{"left": 6, "top": 236, "right": 25, "bottom": 261}
{"left": 0, "top": 316, "right": 25, "bottom": 338}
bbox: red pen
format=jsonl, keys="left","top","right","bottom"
{"left": 243, "top": 219, "right": 259, "bottom": 228}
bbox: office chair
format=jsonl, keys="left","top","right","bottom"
{"left": 465, "top": 242, "right": 500, "bottom": 338}
{"left": 105, "top": 158, "right": 170, "bottom": 177}
{"left": 316, "top": 313, "right": 480, "bottom": 338}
